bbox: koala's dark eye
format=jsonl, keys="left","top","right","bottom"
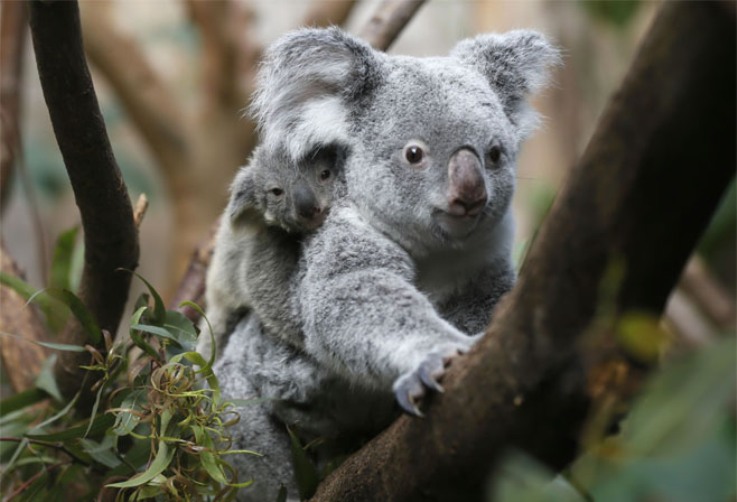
{"left": 404, "top": 145, "right": 424, "bottom": 164}
{"left": 270, "top": 188, "right": 284, "bottom": 197}
{"left": 319, "top": 169, "right": 331, "bottom": 181}
{"left": 487, "top": 146, "right": 502, "bottom": 167}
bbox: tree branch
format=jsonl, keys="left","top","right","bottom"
{"left": 312, "top": 3, "right": 735, "bottom": 500}
{"left": 79, "top": 1, "right": 189, "bottom": 180}
{"left": 29, "top": 0, "right": 140, "bottom": 407}
{"left": 0, "top": 0, "right": 27, "bottom": 213}
{"left": 358, "top": 0, "right": 427, "bottom": 50}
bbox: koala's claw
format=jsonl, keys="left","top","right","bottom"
{"left": 394, "top": 351, "right": 459, "bottom": 417}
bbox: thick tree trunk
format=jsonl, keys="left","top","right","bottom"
{"left": 312, "top": 3, "right": 735, "bottom": 500}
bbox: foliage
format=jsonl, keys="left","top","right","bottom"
{"left": 0, "top": 258, "right": 255, "bottom": 500}
{"left": 491, "top": 333, "right": 736, "bottom": 502}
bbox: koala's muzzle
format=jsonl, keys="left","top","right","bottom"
{"left": 293, "top": 181, "right": 325, "bottom": 228}
{"left": 447, "top": 148, "right": 487, "bottom": 217}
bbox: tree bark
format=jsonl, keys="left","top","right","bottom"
{"left": 0, "top": 0, "right": 27, "bottom": 213}
{"left": 29, "top": 0, "right": 140, "bottom": 408}
{"left": 358, "top": 0, "right": 426, "bottom": 50}
{"left": 0, "top": 243, "right": 48, "bottom": 393}
{"left": 312, "top": 2, "right": 735, "bottom": 501}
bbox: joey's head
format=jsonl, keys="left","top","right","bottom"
{"left": 228, "top": 142, "right": 347, "bottom": 234}
{"left": 252, "top": 27, "right": 559, "bottom": 253}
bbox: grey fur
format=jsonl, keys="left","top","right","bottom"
{"left": 198, "top": 142, "right": 346, "bottom": 361}
{"left": 212, "top": 27, "right": 559, "bottom": 500}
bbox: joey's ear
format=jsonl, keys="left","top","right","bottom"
{"left": 251, "top": 27, "right": 383, "bottom": 159}
{"left": 227, "top": 167, "right": 261, "bottom": 224}
{"left": 451, "top": 30, "right": 560, "bottom": 132}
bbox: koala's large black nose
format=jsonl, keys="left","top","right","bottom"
{"left": 293, "top": 182, "right": 322, "bottom": 221}
{"left": 447, "top": 148, "right": 487, "bottom": 217}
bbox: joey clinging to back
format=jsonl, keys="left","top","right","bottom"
{"left": 200, "top": 141, "right": 347, "bottom": 359}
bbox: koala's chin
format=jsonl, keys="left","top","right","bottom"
{"left": 433, "top": 211, "right": 482, "bottom": 241}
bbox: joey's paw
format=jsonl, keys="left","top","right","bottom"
{"left": 393, "top": 347, "right": 467, "bottom": 417}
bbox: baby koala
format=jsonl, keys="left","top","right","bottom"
{"left": 198, "top": 141, "right": 347, "bottom": 360}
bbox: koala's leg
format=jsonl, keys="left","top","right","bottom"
{"left": 214, "top": 317, "right": 299, "bottom": 501}
{"left": 298, "top": 207, "right": 476, "bottom": 415}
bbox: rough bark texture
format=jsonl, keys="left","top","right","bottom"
{"left": 29, "top": 0, "right": 140, "bottom": 407}
{"left": 0, "top": 0, "right": 27, "bottom": 213}
{"left": 312, "top": 3, "right": 735, "bottom": 501}
{"left": 0, "top": 243, "right": 48, "bottom": 392}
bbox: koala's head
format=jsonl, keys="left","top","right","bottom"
{"left": 253, "top": 28, "right": 559, "bottom": 253}
{"left": 228, "top": 142, "right": 348, "bottom": 233}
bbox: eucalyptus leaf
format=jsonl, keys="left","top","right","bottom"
{"left": 34, "top": 354, "right": 63, "bottom": 402}
{"left": 287, "top": 426, "right": 319, "bottom": 500}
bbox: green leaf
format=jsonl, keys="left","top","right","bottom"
{"left": 84, "top": 381, "right": 106, "bottom": 438}
{"left": 169, "top": 351, "right": 220, "bottom": 402}
{"left": 0, "top": 388, "right": 47, "bottom": 417}
{"left": 624, "top": 336, "right": 736, "bottom": 455}
{"left": 35, "top": 354, "right": 63, "bottom": 402}
{"left": 131, "top": 272, "right": 166, "bottom": 326}
{"left": 129, "top": 306, "right": 161, "bottom": 361}
{"left": 78, "top": 436, "right": 120, "bottom": 468}
{"left": 129, "top": 324, "right": 183, "bottom": 347}
{"left": 112, "top": 388, "right": 147, "bottom": 436}
{"left": 28, "top": 413, "right": 114, "bottom": 442}
{"left": 0, "top": 273, "right": 68, "bottom": 332}
{"left": 617, "top": 313, "right": 670, "bottom": 364}
{"left": 46, "top": 288, "right": 102, "bottom": 345}
{"left": 105, "top": 441, "right": 176, "bottom": 488}
{"left": 192, "top": 425, "right": 228, "bottom": 484}
{"left": 163, "top": 310, "right": 198, "bottom": 351}
{"left": 493, "top": 450, "right": 584, "bottom": 502}
{"left": 107, "top": 437, "right": 151, "bottom": 478}
{"left": 50, "top": 226, "right": 79, "bottom": 292}
{"left": 106, "top": 411, "right": 175, "bottom": 488}
{"left": 0, "top": 332, "right": 86, "bottom": 352}
{"left": 287, "top": 426, "right": 319, "bottom": 500}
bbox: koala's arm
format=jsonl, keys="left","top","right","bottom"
{"left": 298, "top": 207, "right": 475, "bottom": 399}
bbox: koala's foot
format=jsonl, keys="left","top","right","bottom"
{"left": 393, "top": 347, "right": 467, "bottom": 417}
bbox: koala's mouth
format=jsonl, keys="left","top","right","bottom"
{"left": 297, "top": 209, "right": 329, "bottom": 233}
{"left": 433, "top": 210, "right": 483, "bottom": 240}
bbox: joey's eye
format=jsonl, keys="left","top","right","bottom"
{"left": 404, "top": 144, "right": 425, "bottom": 165}
{"left": 487, "top": 146, "right": 502, "bottom": 166}
{"left": 270, "top": 188, "right": 284, "bottom": 197}
{"left": 319, "top": 169, "right": 331, "bottom": 181}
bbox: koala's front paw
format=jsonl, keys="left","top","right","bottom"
{"left": 393, "top": 346, "right": 468, "bottom": 417}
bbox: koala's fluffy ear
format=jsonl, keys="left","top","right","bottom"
{"left": 451, "top": 30, "right": 560, "bottom": 133}
{"left": 227, "top": 167, "right": 261, "bottom": 224}
{"left": 251, "top": 27, "right": 383, "bottom": 159}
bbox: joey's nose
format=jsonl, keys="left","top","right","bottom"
{"left": 293, "top": 183, "right": 321, "bottom": 221}
{"left": 447, "top": 148, "right": 487, "bottom": 217}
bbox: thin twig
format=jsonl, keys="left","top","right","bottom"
{"left": 133, "top": 193, "right": 149, "bottom": 229}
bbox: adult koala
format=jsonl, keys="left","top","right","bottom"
{"left": 214, "top": 27, "right": 558, "bottom": 500}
